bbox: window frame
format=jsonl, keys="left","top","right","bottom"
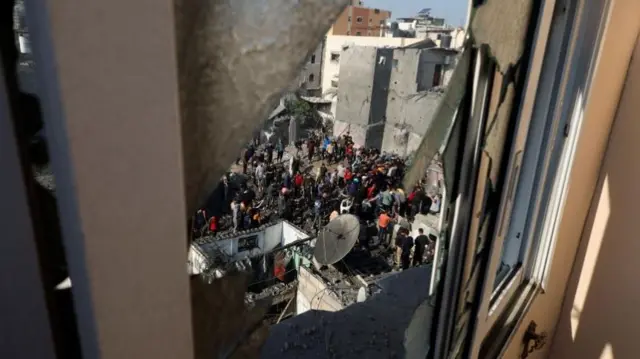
{"left": 356, "top": 16, "right": 363, "bottom": 24}
{"left": 470, "top": 0, "right": 612, "bottom": 355}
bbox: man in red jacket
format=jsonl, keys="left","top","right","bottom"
{"left": 294, "top": 171, "right": 304, "bottom": 197}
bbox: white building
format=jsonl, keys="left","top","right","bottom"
{"left": 187, "top": 220, "right": 311, "bottom": 275}
{"left": 380, "top": 9, "right": 467, "bottom": 50}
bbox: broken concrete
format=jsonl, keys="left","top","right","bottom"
{"left": 471, "top": 0, "right": 535, "bottom": 73}
{"left": 260, "top": 266, "right": 434, "bottom": 359}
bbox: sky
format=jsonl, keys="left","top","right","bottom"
{"left": 362, "top": 0, "right": 469, "bottom": 26}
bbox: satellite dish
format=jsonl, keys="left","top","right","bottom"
{"left": 313, "top": 214, "right": 360, "bottom": 265}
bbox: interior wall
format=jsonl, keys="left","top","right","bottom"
{"left": 549, "top": 33, "right": 640, "bottom": 359}
{"left": 500, "top": 0, "right": 640, "bottom": 357}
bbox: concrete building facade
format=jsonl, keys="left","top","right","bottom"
{"left": 329, "top": 4, "right": 391, "bottom": 37}
{"left": 296, "top": 41, "right": 325, "bottom": 97}
{"left": 321, "top": 35, "right": 424, "bottom": 98}
{"left": 334, "top": 45, "right": 456, "bottom": 155}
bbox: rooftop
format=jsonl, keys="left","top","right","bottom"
{"left": 260, "top": 265, "right": 434, "bottom": 359}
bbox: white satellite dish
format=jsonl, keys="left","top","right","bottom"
{"left": 313, "top": 214, "right": 360, "bottom": 265}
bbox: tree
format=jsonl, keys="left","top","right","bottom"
{"left": 285, "top": 96, "right": 320, "bottom": 127}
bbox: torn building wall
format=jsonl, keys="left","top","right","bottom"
{"left": 335, "top": 45, "right": 451, "bottom": 153}
{"left": 382, "top": 91, "right": 444, "bottom": 156}
{"left": 333, "top": 46, "right": 379, "bottom": 145}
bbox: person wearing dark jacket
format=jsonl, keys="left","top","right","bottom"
{"left": 400, "top": 230, "right": 414, "bottom": 270}
{"left": 413, "top": 228, "right": 429, "bottom": 266}
{"left": 276, "top": 139, "right": 284, "bottom": 162}
{"left": 266, "top": 142, "right": 274, "bottom": 163}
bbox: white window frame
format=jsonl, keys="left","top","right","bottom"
{"left": 470, "top": 0, "right": 611, "bottom": 354}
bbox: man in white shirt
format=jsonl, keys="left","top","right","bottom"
{"left": 254, "top": 163, "right": 265, "bottom": 189}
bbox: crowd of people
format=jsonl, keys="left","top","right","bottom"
{"left": 192, "top": 131, "right": 442, "bottom": 270}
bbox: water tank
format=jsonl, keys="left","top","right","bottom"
{"left": 440, "top": 34, "right": 452, "bottom": 49}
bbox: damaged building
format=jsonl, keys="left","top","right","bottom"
{"left": 333, "top": 41, "right": 458, "bottom": 155}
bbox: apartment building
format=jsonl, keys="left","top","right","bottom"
{"left": 328, "top": 3, "right": 391, "bottom": 37}
{"left": 320, "top": 35, "right": 423, "bottom": 98}
{"left": 294, "top": 41, "right": 324, "bottom": 97}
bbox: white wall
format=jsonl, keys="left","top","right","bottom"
{"left": 264, "top": 222, "right": 284, "bottom": 250}
{"left": 187, "top": 221, "right": 311, "bottom": 274}
{"left": 296, "top": 266, "right": 344, "bottom": 314}
{"left": 321, "top": 35, "right": 423, "bottom": 98}
{"left": 451, "top": 28, "right": 466, "bottom": 49}
{"left": 282, "top": 221, "right": 312, "bottom": 245}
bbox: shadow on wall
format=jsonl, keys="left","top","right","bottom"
{"left": 549, "top": 39, "right": 640, "bottom": 359}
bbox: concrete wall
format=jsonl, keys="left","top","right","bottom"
{"left": 333, "top": 119, "right": 367, "bottom": 146}
{"left": 282, "top": 222, "right": 311, "bottom": 246}
{"left": 187, "top": 221, "right": 311, "bottom": 274}
{"left": 296, "top": 266, "right": 344, "bottom": 314}
{"left": 321, "top": 35, "right": 423, "bottom": 96}
{"left": 335, "top": 46, "right": 377, "bottom": 127}
{"left": 332, "top": 44, "right": 447, "bottom": 152}
{"left": 382, "top": 92, "right": 443, "bottom": 155}
{"left": 297, "top": 41, "right": 324, "bottom": 91}
{"left": 366, "top": 48, "right": 393, "bottom": 149}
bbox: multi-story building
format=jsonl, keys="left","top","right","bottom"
{"left": 320, "top": 35, "right": 424, "bottom": 100}
{"left": 333, "top": 41, "right": 458, "bottom": 154}
{"left": 295, "top": 41, "right": 325, "bottom": 97}
{"left": 328, "top": 2, "right": 391, "bottom": 37}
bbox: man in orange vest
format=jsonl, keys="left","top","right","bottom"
{"left": 378, "top": 209, "right": 392, "bottom": 247}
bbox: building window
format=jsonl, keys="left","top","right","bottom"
{"left": 374, "top": 8, "right": 380, "bottom": 14}
{"left": 380, "top": 20, "right": 385, "bottom": 25}
{"left": 437, "top": 34, "right": 442, "bottom": 40}
{"left": 356, "top": 31, "right": 361, "bottom": 36}
{"left": 310, "top": 54, "right": 316, "bottom": 64}
{"left": 368, "top": 31, "right": 371, "bottom": 36}
{"left": 392, "top": 59, "right": 399, "bottom": 69}
{"left": 369, "top": 18, "right": 372, "bottom": 23}
{"left": 356, "top": 16, "right": 363, "bottom": 23}
{"left": 347, "top": 31, "right": 350, "bottom": 35}
{"left": 238, "top": 235, "right": 259, "bottom": 252}
{"left": 308, "top": 73, "right": 315, "bottom": 82}
{"left": 432, "top": 64, "right": 442, "bottom": 87}
{"left": 330, "top": 52, "right": 340, "bottom": 62}
{"left": 331, "top": 80, "right": 338, "bottom": 88}
{"left": 348, "top": 16, "right": 351, "bottom": 22}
